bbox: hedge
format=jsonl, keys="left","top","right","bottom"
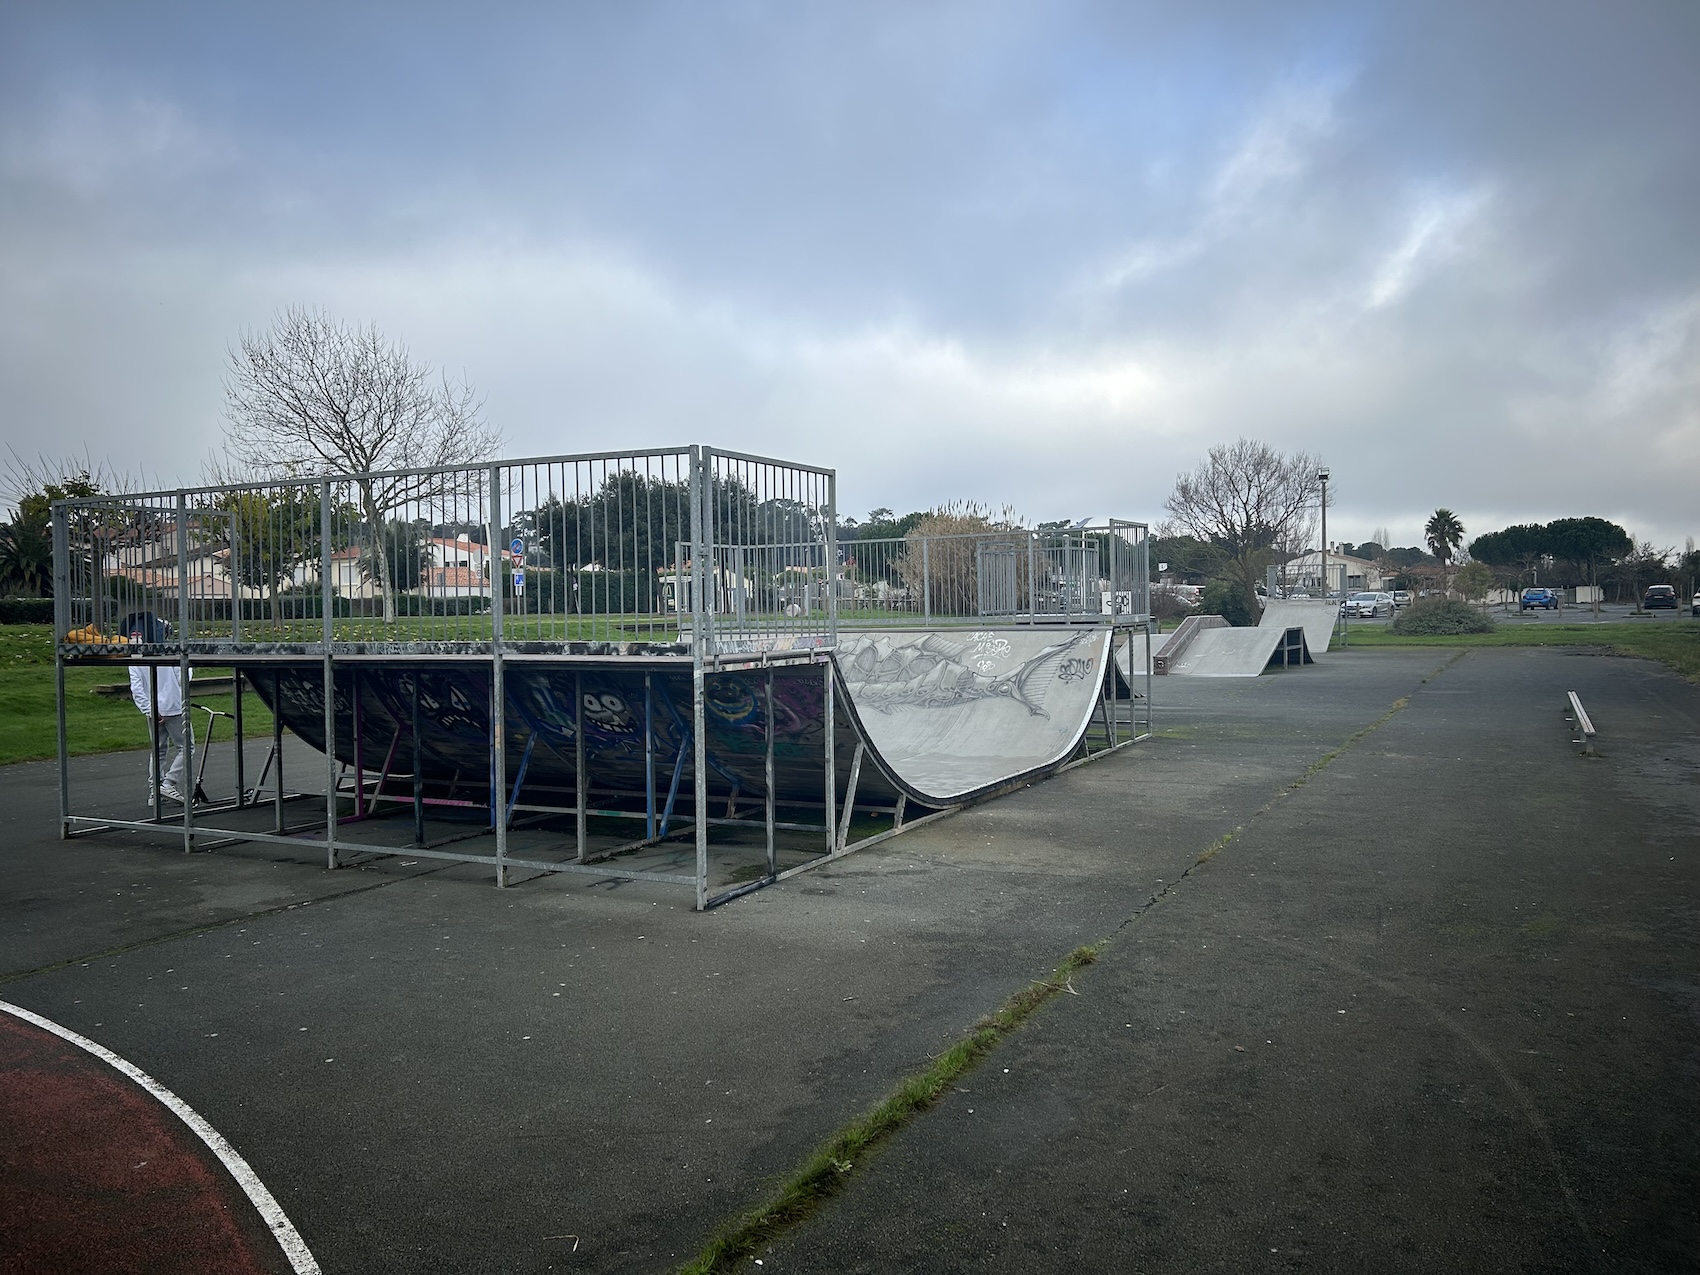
{"left": 1389, "top": 598, "right": 1496, "bottom": 635}
{"left": 0, "top": 597, "right": 53, "bottom": 624}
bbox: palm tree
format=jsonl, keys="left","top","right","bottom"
{"left": 1425, "top": 508, "right": 1465, "bottom": 568}
{"left": 0, "top": 509, "right": 53, "bottom": 596}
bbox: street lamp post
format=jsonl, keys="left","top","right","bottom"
{"left": 1319, "top": 466, "right": 1340, "bottom": 643}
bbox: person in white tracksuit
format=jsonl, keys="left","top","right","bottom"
{"left": 124, "top": 614, "right": 193, "bottom": 805}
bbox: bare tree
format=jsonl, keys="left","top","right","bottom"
{"left": 1162, "top": 439, "right": 1321, "bottom": 620}
{"left": 221, "top": 307, "right": 502, "bottom": 622}
{"left": 895, "top": 502, "right": 1026, "bottom": 616}
{"left": 4, "top": 445, "right": 138, "bottom": 516}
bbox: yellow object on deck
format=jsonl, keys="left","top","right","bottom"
{"left": 64, "top": 625, "right": 128, "bottom": 647}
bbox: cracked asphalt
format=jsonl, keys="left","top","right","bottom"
{"left": 1, "top": 645, "right": 1695, "bottom": 1273}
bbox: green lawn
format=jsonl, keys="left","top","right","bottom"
{"left": 0, "top": 625, "right": 277, "bottom": 766}
{"left": 1341, "top": 620, "right": 1700, "bottom": 681}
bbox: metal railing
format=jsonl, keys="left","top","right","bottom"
{"left": 52, "top": 446, "right": 838, "bottom": 658}
{"left": 833, "top": 521, "right": 1148, "bottom": 628}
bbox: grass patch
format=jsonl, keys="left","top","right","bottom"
{"left": 679, "top": 943, "right": 1103, "bottom": 1274}
{"left": 0, "top": 625, "right": 276, "bottom": 766}
{"left": 1343, "top": 620, "right": 1700, "bottom": 681}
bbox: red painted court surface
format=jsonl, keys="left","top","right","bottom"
{"left": 0, "top": 1012, "right": 291, "bottom": 1275}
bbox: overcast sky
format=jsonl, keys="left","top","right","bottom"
{"left": 2, "top": 1, "right": 1696, "bottom": 551}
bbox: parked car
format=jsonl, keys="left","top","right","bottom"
{"left": 1693, "top": 593, "right": 1700, "bottom": 618}
{"left": 1343, "top": 591, "right": 1393, "bottom": 618}
{"left": 1521, "top": 587, "right": 1558, "bottom": 610}
{"left": 1643, "top": 585, "right": 1677, "bottom": 610}
{"left": 1392, "top": 590, "right": 1412, "bottom": 608}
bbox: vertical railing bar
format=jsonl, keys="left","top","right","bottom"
{"left": 689, "top": 445, "right": 708, "bottom": 910}
{"left": 488, "top": 462, "right": 507, "bottom": 887}
{"left": 51, "top": 504, "right": 71, "bottom": 837}
{"left": 176, "top": 492, "right": 195, "bottom": 853}
{"left": 320, "top": 480, "right": 337, "bottom": 869}
{"left": 922, "top": 537, "right": 931, "bottom": 626}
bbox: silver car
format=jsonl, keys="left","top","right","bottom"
{"left": 1343, "top": 591, "right": 1394, "bottom": 617}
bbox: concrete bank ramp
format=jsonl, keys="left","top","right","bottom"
{"left": 835, "top": 628, "right": 1112, "bottom": 803}
{"left": 1259, "top": 598, "right": 1338, "bottom": 654}
{"left": 1165, "top": 624, "right": 1313, "bottom": 677}
{"left": 1114, "top": 629, "right": 1173, "bottom": 680}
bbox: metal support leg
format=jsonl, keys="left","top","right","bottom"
{"left": 1145, "top": 624, "right": 1154, "bottom": 736}
{"left": 658, "top": 732, "right": 689, "bottom": 838}
{"left": 492, "top": 660, "right": 508, "bottom": 888}
{"left": 893, "top": 793, "right": 907, "bottom": 830}
{"left": 232, "top": 668, "right": 246, "bottom": 808}
{"left": 504, "top": 733, "right": 535, "bottom": 829}
{"left": 411, "top": 673, "right": 425, "bottom": 848}
{"left": 693, "top": 666, "right": 709, "bottom": 911}
{"left": 322, "top": 655, "right": 337, "bottom": 869}
{"left": 836, "top": 741, "right": 864, "bottom": 852}
{"left": 644, "top": 671, "right": 656, "bottom": 841}
{"left": 150, "top": 665, "right": 162, "bottom": 822}
{"left": 764, "top": 668, "right": 775, "bottom": 877}
{"left": 574, "top": 671, "right": 587, "bottom": 863}
{"left": 180, "top": 653, "right": 195, "bottom": 854}
{"left": 272, "top": 682, "right": 285, "bottom": 834}
{"left": 351, "top": 672, "right": 365, "bottom": 818}
{"left": 369, "top": 726, "right": 402, "bottom": 815}
{"left": 54, "top": 652, "right": 69, "bottom": 838}
{"left": 823, "top": 661, "right": 836, "bottom": 857}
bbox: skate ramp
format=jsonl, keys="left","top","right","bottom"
{"left": 1260, "top": 598, "right": 1338, "bottom": 654}
{"left": 247, "top": 627, "right": 1115, "bottom": 817}
{"left": 834, "top": 628, "right": 1111, "bottom": 803}
{"left": 1164, "top": 624, "right": 1313, "bottom": 677}
{"left": 1114, "top": 629, "right": 1172, "bottom": 681}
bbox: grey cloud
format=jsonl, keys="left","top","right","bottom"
{"left": 0, "top": 1, "right": 1696, "bottom": 552}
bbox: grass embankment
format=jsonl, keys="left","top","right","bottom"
{"left": 0, "top": 626, "right": 276, "bottom": 766}
{"left": 1343, "top": 620, "right": 1700, "bottom": 681}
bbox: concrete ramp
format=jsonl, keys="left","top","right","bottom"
{"left": 1164, "top": 624, "right": 1313, "bottom": 677}
{"left": 1114, "top": 628, "right": 1174, "bottom": 680}
{"left": 1260, "top": 598, "right": 1338, "bottom": 654}
{"left": 835, "top": 628, "right": 1111, "bottom": 803}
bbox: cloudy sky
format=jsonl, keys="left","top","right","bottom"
{"left": 2, "top": 1, "right": 1696, "bottom": 551}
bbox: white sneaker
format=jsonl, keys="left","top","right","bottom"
{"left": 159, "top": 782, "right": 184, "bottom": 804}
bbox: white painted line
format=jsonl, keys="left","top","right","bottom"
{"left": 0, "top": 1000, "right": 321, "bottom": 1275}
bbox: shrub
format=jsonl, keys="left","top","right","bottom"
{"left": 1198, "top": 578, "right": 1255, "bottom": 627}
{"left": 0, "top": 597, "right": 54, "bottom": 624}
{"left": 1389, "top": 598, "right": 1495, "bottom": 635}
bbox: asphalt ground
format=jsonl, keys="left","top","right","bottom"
{"left": 1, "top": 645, "right": 1695, "bottom": 1272}
{"left": 763, "top": 647, "right": 1700, "bottom": 1273}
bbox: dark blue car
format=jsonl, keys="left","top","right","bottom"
{"left": 1521, "top": 588, "right": 1558, "bottom": 610}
